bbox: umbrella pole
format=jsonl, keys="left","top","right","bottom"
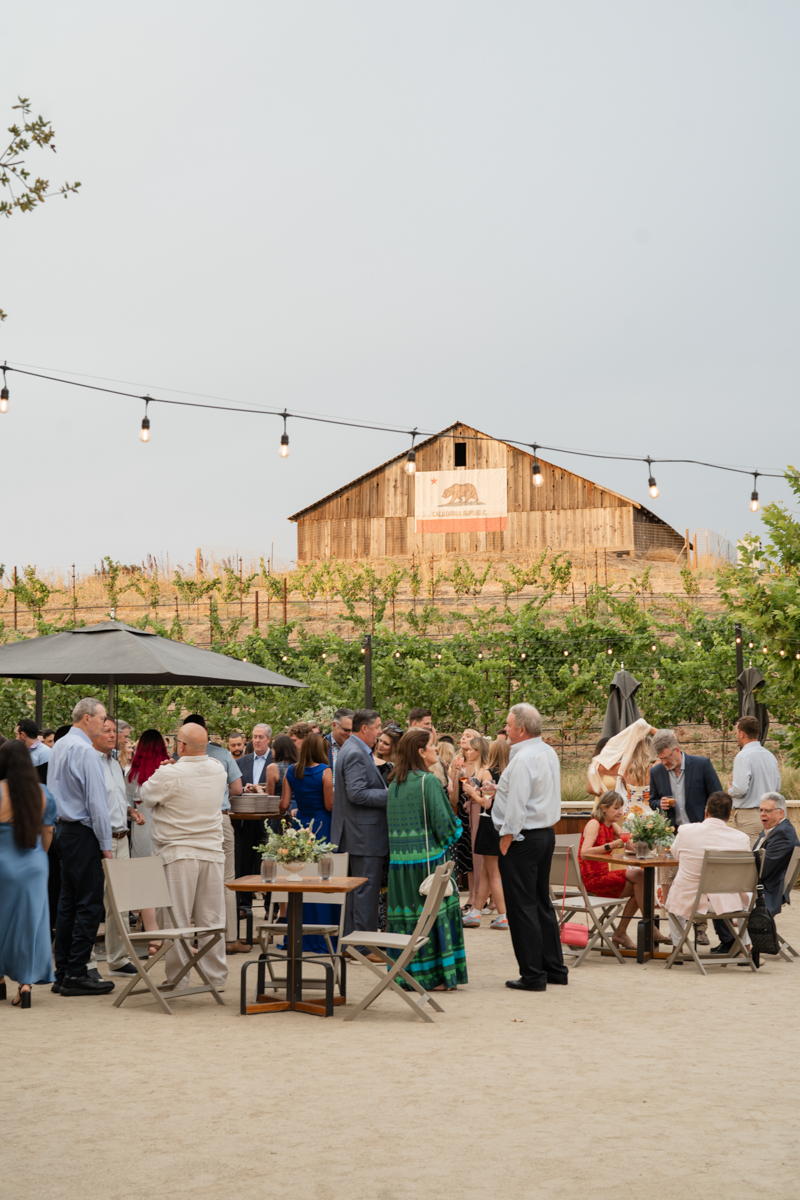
{"left": 35, "top": 679, "right": 43, "bottom": 728}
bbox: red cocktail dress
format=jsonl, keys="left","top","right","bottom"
{"left": 579, "top": 821, "right": 629, "bottom": 897}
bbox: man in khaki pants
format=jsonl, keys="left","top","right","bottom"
{"left": 92, "top": 718, "right": 146, "bottom": 977}
{"left": 141, "top": 722, "right": 228, "bottom": 992}
{"left": 728, "top": 716, "right": 781, "bottom": 846}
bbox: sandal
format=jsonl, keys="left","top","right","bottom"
{"left": 611, "top": 933, "right": 635, "bottom": 951}
{"left": 654, "top": 928, "right": 672, "bottom": 945}
{"left": 148, "top": 940, "right": 164, "bottom": 957}
{"left": 12, "top": 985, "right": 31, "bottom": 1009}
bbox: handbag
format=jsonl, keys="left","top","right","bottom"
{"left": 559, "top": 852, "right": 589, "bottom": 948}
{"left": 418, "top": 773, "right": 455, "bottom": 898}
{"left": 747, "top": 851, "right": 780, "bottom": 956}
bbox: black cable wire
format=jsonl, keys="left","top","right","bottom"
{"left": 1, "top": 362, "right": 786, "bottom": 480}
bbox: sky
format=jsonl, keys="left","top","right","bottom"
{"left": 2, "top": 2, "right": 798, "bottom": 573}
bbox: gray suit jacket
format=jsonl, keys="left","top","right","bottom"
{"left": 331, "top": 734, "right": 388, "bottom": 857}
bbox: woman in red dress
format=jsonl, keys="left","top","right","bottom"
{"left": 579, "top": 792, "right": 669, "bottom": 950}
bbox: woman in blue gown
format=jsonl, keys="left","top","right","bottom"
{"left": 0, "top": 740, "right": 56, "bottom": 1007}
{"left": 280, "top": 733, "right": 335, "bottom": 953}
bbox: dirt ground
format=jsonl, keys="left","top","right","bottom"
{"left": 2, "top": 901, "right": 798, "bottom": 1200}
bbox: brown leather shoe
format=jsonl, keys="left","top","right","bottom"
{"left": 365, "top": 952, "right": 385, "bottom": 964}
{"left": 226, "top": 940, "right": 252, "bottom": 954}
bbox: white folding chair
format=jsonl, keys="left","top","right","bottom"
{"left": 255, "top": 853, "right": 349, "bottom": 990}
{"left": 340, "top": 861, "right": 454, "bottom": 1023}
{"left": 554, "top": 834, "right": 583, "bottom": 898}
{"left": 103, "top": 856, "right": 226, "bottom": 1014}
{"left": 663, "top": 851, "right": 759, "bottom": 975}
{"left": 549, "top": 845, "right": 627, "bottom": 966}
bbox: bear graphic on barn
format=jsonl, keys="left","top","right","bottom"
{"left": 440, "top": 481, "right": 481, "bottom": 505}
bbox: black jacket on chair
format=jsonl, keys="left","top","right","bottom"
{"left": 649, "top": 754, "right": 722, "bottom": 826}
{"left": 754, "top": 819, "right": 800, "bottom": 915}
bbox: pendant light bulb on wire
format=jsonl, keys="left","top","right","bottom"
{"left": 531, "top": 443, "right": 544, "bottom": 487}
{"left": 405, "top": 428, "right": 418, "bottom": 475}
{"left": 139, "top": 397, "right": 151, "bottom": 442}
{"left": 0, "top": 365, "right": 8, "bottom": 414}
{"left": 280, "top": 411, "right": 289, "bottom": 458}
{"left": 750, "top": 472, "right": 759, "bottom": 512}
{"left": 646, "top": 457, "right": 659, "bottom": 499}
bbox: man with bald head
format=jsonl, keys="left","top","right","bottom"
{"left": 140, "top": 722, "right": 229, "bottom": 992}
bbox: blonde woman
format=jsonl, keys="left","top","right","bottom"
{"left": 587, "top": 718, "right": 656, "bottom": 797}
{"left": 579, "top": 792, "right": 669, "bottom": 949}
{"left": 621, "top": 736, "right": 653, "bottom": 819}
{"left": 461, "top": 738, "right": 510, "bottom": 929}
{"left": 450, "top": 732, "right": 492, "bottom": 913}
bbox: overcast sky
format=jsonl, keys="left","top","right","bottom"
{"left": 2, "top": 2, "right": 798, "bottom": 574}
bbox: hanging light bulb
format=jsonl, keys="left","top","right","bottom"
{"left": 750, "top": 472, "right": 759, "bottom": 512}
{"left": 405, "top": 428, "right": 418, "bottom": 475}
{"left": 395, "top": 651, "right": 400, "bottom": 659}
{"left": 645, "top": 456, "right": 659, "bottom": 499}
{"left": 520, "top": 652, "right": 526, "bottom": 660}
{"left": 139, "top": 396, "right": 151, "bottom": 442}
{"left": 563, "top": 649, "right": 569, "bottom": 657}
{"left": 607, "top": 647, "right": 613, "bottom": 655}
{"left": 748, "top": 641, "right": 754, "bottom": 649}
{"left": 763, "top": 646, "right": 768, "bottom": 654}
{"left": 279, "top": 410, "right": 289, "bottom": 458}
{"left": 531, "top": 442, "right": 544, "bottom": 487}
{"left": 0, "top": 365, "right": 9, "bottom": 414}
{"left": 651, "top": 643, "right": 656, "bottom": 651}
{"left": 780, "top": 649, "right": 785, "bottom": 657}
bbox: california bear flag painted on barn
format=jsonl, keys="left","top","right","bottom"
{"left": 415, "top": 469, "right": 508, "bottom": 533}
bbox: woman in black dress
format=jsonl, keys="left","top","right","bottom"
{"left": 461, "top": 738, "right": 510, "bottom": 930}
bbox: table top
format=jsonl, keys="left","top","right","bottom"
{"left": 226, "top": 875, "right": 368, "bottom": 894}
{"left": 582, "top": 848, "right": 675, "bottom": 869}
{"left": 228, "top": 812, "right": 279, "bottom": 820}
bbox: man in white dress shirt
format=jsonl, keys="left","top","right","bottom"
{"left": 489, "top": 703, "right": 567, "bottom": 992}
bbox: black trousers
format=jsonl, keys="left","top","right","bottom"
{"left": 47, "top": 831, "right": 62, "bottom": 936}
{"left": 232, "top": 818, "right": 265, "bottom": 910}
{"left": 53, "top": 822, "right": 106, "bottom": 979}
{"left": 498, "top": 827, "right": 567, "bottom": 987}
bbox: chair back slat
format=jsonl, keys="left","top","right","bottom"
{"left": 697, "top": 850, "right": 758, "bottom": 896}
{"left": 782, "top": 846, "right": 800, "bottom": 895}
{"left": 550, "top": 845, "right": 583, "bottom": 890}
{"left": 555, "top": 833, "right": 581, "bottom": 849}
{"left": 104, "top": 855, "right": 173, "bottom": 911}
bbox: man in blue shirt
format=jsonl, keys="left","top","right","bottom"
{"left": 17, "top": 717, "right": 51, "bottom": 784}
{"left": 48, "top": 697, "right": 115, "bottom": 996}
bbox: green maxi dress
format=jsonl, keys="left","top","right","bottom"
{"left": 387, "top": 769, "right": 468, "bottom": 990}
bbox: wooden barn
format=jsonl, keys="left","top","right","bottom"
{"left": 289, "top": 421, "right": 686, "bottom": 563}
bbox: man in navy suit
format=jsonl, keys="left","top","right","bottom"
{"left": 753, "top": 793, "right": 800, "bottom": 915}
{"left": 331, "top": 709, "right": 388, "bottom": 960}
{"left": 650, "top": 729, "right": 722, "bottom": 946}
{"left": 232, "top": 724, "right": 275, "bottom": 905}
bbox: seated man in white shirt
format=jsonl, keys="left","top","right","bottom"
{"left": 141, "top": 722, "right": 228, "bottom": 991}
{"left": 666, "top": 791, "right": 752, "bottom": 957}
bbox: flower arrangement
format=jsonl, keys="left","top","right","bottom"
{"left": 256, "top": 820, "right": 337, "bottom": 864}
{"left": 623, "top": 809, "right": 674, "bottom": 849}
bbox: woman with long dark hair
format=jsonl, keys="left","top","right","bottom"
{"left": 126, "top": 729, "right": 170, "bottom": 954}
{"left": 0, "top": 739, "right": 55, "bottom": 1007}
{"left": 278, "top": 733, "right": 334, "bottom": 952}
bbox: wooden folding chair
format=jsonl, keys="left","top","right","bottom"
{"left": 254, "top": 853, "right": 349, "bottom": 993}
{"left": 549, "top": 845, "right": 627, "bottom": 966}
{"left": 339, "top": 860, "right": 454, "bottom": 1023}
{"left": 663, "top": 851, "right": 759, "bottom": 975}
{"left": 103, "top": 856, "right": 226, "bottom": 1014}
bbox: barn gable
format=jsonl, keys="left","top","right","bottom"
{"left": 289, "top": 421, "right": 684, "bottom": 562}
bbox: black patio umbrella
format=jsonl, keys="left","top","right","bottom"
{"left": 0, "top": 620, "right": 306, "bottom": 718}
{"left": 600, "top": 669, "right": 643, "bottom": 739}
{"left": 737, "top": 666, "right": 769, "bottom": 745}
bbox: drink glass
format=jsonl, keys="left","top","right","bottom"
{"left": 318, "top": 855, "right": 334, "bottom": 881}
{"left": 261, "top": 858, "right": 277, "bottom": 884}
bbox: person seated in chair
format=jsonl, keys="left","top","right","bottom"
{"left": 752, "top": 793, "right": 800, "bottom": 916}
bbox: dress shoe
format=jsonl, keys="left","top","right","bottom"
{"left": 365, "top": 952, "right": 384, "bottom": 964}
{"left": 505, "top": 977, "right": 546, "bottom": 992}
{"left": 226, "top": 940, "right": 252, "bottom": 955}
{"left": 711, "top": 943, "right": 733, "bottom": 956}
{"left": 109, "top": 962, "right": 139, "bottom": 976}
{"left": 51, "top": 978, "right": 63, "bottom": 994}
{"left": 695, "top": 929, "right": 710, "bottom": 946}
{"left": 59, "top": 973, "right": 115, "bottom": 996}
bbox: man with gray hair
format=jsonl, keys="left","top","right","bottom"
{"left": 233, "top": 723, "right": 275, "bottom": 916}
{"left": 49, "top": 697, "right": 115, "bottom": 996}
{"left": 487, "top": 703, "right": 567, "bottom": 991}
{"left": 753, "top": 793, "right": 800, "bottom": 915}
{"left": 325, "top": 708, "right": 354, "bottom": 785}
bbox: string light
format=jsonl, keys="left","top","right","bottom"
{"left": 646, "top": 456, "right": 659, "bottom": 499}
{"left": 607, "top": 648, "right": 613, "bottom": 655}
{"left": 405, "top": 428, "right": 418, "bottom": 476}
{"left": 735, "top": 635, "right": 742, "bottom": 644}
{"left": 531, "top": 442, "right": 544, "bottom": 488}
{"left": 796, "top": 653, "right": 800, "bottom": 660}
{"left": 437, "top": 652, "right": 442, "bottom": 659}
{"left": 748, "top": 641, "right": 754, "bottom": 649}
{"left": 780, "top": 649, "right": 785, "bottom": 657}
{"left": 280, "top": 410, "right": 289, "bottom": 458}
{"left": 321, "top": 652, "right": 327, "bottom": 659}
{"left": 360, "top": 647, "right": 365, "bottom": 654}
{"left": 0, "top": 364, "right": 8, "bottom": 414}
{"left": 139, "top": 396, "right": 151, "bottom": 443}
{"left": 520, "top": 652, "right": 526, "bottom": 660}
{"left": 750, "top": 472, "right": 759, "bottom": 512}
{"left": 651, "top": 644, "right": 657, "bottom": 651}
{"left": 395, "top": 651, "right": 400, "bottom": 658}
{"left": 563, "top": 649, "right": 569, "bottom": 656}
{"left": 696, "top": 640, "right": 702, "bottom": 647}
{"left": 282, "top": 654, "right": 288, "bottom": 661}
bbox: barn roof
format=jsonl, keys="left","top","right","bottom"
{"left": 288, "top": 421, "right": 669, "bottom": 525}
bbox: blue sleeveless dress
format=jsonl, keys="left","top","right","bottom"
{"left": 0, "top": 821, "right": 54, "bottom": 985}
{"left": 286, "top": 763, "right": 335, "bottom": 952}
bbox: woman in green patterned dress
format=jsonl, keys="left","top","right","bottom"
{"left": 386, "top": 728, "right": 468, "bottom": 991}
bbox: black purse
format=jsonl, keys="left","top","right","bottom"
{"left": 747, "top": 851, "right": 780, "bottom": 956}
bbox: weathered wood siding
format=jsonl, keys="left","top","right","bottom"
{"left": 293, "top": 422, "right": 683, "bottom": 561}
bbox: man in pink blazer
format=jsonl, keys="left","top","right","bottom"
{"left": 666, "top": 792, "right": 751, "bottom": 952}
